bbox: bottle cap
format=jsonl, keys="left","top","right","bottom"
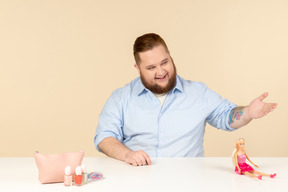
{"left": 64, "top": 166, "right": 72, "bottom": 176}
{"left": 81, "top": 164, "right": 86, "bottom": 173}
{"left": 75, "top": 166, "right": 82, "bottom": 175}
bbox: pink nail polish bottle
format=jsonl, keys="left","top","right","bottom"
{"left": 64, "top": 166, "right": 72, "bottom": 186}
{"left": 74, "top": 166, "right": 83, "bottom": 186}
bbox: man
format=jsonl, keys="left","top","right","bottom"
{"left": 94, "top": 33, "right": 277, "bottom": 166}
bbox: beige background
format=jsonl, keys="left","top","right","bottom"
{"left": 0, "top": 0, "right": 287, "bottom": 157}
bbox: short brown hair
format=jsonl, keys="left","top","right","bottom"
{"left": 133, "top": 33, "right": 169, "bottom": 65}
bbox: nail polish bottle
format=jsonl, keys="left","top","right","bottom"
{"left": 81, "top": 164, "right": 88, "bottom": 184}
{"left": 64, "top": 166, "right": 72, "bottom": 186}
{"left": 74, "top": 166, "right": 83, "bottom": 186}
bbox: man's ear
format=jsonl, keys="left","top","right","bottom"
{"left": 134, "top": 64, "right": 140, "bottom": 74}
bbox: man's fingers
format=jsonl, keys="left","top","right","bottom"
{"left": 131, "top": 159, "right": 137, "bottom": 166}
{"left": 137, "top": 152, "right": 151, "bottom": 166}
{"left": 143, "top": 152, "right": 152, "bottom": 165}
{"left": 270, "top": 103, "right": 278, "bottom": 109}
{"left": 136, "top": 150, "right": 151, "bottom": 165}
{"left": 265, "top": 103, "right": 278, "bottom": 112}
{"left": 135, "top": 158, "right": 143, "bottom": 166}
{"left": 126, "top": 150, "right": 151, "bottom": 166}
{"left": 258, "top": 92, "right": 268, "bottom": 101}
{"left": 137, "top": 156, "right": 147, "bottom": 166}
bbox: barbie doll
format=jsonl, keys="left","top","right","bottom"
{"left": 232, "top": 138, "right": 276, "bottom": 180}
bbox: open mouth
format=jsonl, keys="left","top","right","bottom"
{"left": 155, "top": 74, "right": 167, "bottom": 81}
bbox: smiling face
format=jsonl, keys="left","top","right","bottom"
{"left": 236, "top": 139, "right": 246, "bottom": 151}
{"left": 134, "top": 45, "right": 177, "bottom": 94}
{"left": 238, "top": 140, "right": 245, "bottom": 151}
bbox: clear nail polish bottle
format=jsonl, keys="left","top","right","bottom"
{"left": 81, "top": 164, "right": 88, "bottom": 184}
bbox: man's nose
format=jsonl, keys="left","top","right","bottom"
{"left": 156, "top": 66, "right": 165, "bottom": 75}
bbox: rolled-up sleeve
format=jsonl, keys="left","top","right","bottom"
{"left": 206, "top": 98, "right": 237, "bottom": 131}
{"left": 94, "top": 90, "right": 124, "bottom": 151}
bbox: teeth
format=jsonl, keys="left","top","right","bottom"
{"left": 156, "top": 75, "right": 166, "bottom": 79}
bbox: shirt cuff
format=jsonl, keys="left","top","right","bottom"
{"left": 94, "top": 131, "right": 121, "bottom": 152}
{"left": 225, "top": 106, "right": 238, "bottom": 131}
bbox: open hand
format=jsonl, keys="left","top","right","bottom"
{"left": 248, "top": 92, "right": 277, "bottom": 119}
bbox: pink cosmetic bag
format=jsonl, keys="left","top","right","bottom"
{"left": 34, "top": 150, "right": 85, "bottom": 184}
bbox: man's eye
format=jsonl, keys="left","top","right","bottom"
{"left": 147, "top": 67, "right": 155, "bottom": 70}
{"left": 162, "top": 61, "right": 168, "bottom": 65}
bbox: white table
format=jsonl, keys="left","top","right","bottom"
{"left": 0, "top": 157, "right": 287, "bottom": 192}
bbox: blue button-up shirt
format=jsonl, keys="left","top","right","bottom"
{"left": 94, "top": 75, "right": 237, "bottom": 157}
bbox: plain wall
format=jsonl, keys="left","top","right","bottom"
{"left": 0, "top": 0, "right": 287, "bottom": 157}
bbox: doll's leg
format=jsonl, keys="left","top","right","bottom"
{"left": 253, "top": 170, "right": 270, "bottom": 177}
{"left": 243, "top": 171, "right": 261, "bottom": 179}
{"left": 253, "top": 170, "right": 276, "bottom": 178}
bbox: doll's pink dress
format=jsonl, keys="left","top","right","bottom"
{"left": 235, "top": 154, "right": 254, "bottom": 175}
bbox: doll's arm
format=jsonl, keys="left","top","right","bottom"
{"left": 246, "top": 153, "right": 259, "bottom": 168}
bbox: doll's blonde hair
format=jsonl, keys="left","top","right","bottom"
{"left": 232, "top": 138, "right": 245, "bottom": 166}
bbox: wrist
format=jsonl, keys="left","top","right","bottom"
{"left": 243, "top": 106, "right": 253, "bottom": 120}
{"left": 124, "top": 149, "right": 133, "bottom": 161}
{"left": 229, "top": 106, "right": 253, "bottom": 129}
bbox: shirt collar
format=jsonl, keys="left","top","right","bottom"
{"left": 172, "top": 75, "right": 184, "bottom": 94}
{"left": 136, "top": 75, "right": 184, "bottom": 96}
{"left": 136, "top": 80, "right": 148, "bottom": 96}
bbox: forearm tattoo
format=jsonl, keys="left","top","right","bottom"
{"left": 229, "top": 107, "right": 244, "bottom": 124}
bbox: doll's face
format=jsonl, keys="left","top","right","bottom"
{"left": 238, "top": 141, "right": 245, "bottom": 150}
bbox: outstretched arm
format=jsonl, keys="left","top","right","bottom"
{"left": 229, "top": 92, "right": 277, "bottom": 129}
{"left": 98, "top": 137, "right": 151, "bottom": 166}
{"left": 245, "top": 153, "right": 259, "bottom": 168}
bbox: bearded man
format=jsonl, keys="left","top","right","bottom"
{"left": 94, "top": 33, "right": 277, "bottom": 166}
